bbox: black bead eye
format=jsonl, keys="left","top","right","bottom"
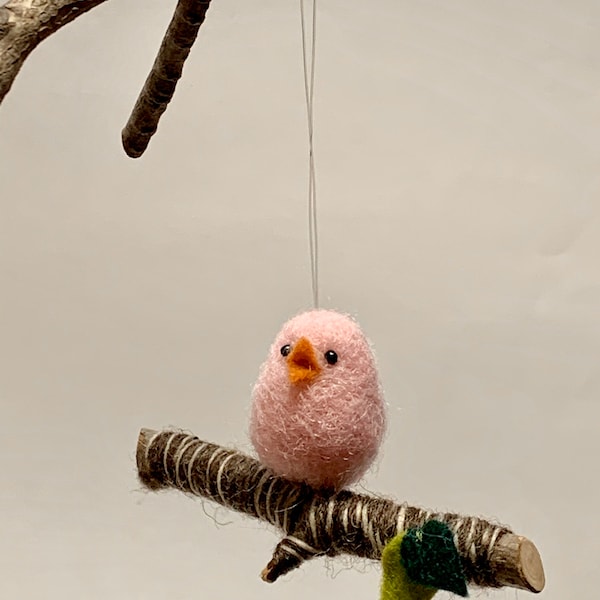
{"left": 280, "top": 344, "right": 291, "bottom": 357}
{"left": 324, "top": 350, "right": 338, "bottom": 365}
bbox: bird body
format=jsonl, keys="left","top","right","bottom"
{"left": 250, "top": 309, "right": 386, "bottom": 490}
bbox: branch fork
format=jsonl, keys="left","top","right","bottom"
{"left": 0, "top": 0, "right": 213, "bottom": 157}
{"left": 136, "top": 428, "right": 545, "bottom": 593}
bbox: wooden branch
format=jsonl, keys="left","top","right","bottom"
{"left": 121, "top": 0, "right": 213, "bottom": 158}
{"left": 0, "top": 0, "right": 213, "bottom": 158}
{"left": 136, "top": 428, "right": 545, "bottom": 593}
{"left": 0, "top": 0, "right": 109, "bottom": 104}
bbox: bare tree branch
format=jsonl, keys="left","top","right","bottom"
{"left": 0, "top": 0, "right": 213, "bottom": 159}
{"left": 121, "top": 0, "right": 213, "bottom": 158}
{"left": 136, "top": 428, "right": 546, "bottom": 593}
{"left": 0, "top": 0, "right": 109, "bottom": 103}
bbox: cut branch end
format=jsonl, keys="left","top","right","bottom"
{"left": 136, "top": 428, "right": 545, "bottom": 593}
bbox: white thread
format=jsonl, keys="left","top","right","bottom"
{"left": 186, "top": 442, "right": 207, "bottom": 496}
{"left": 396, "top": 504, "right": 407, "bottom": 533}
{"left": 276, "top": 488, "right": 300, "bottom": 534}
{"left": 162, "top": 433, "right": 179, "bottom": 484}
{"left": 354, "top": 500, "right": 363, "bottom": 524}
{"left": 488, "top": 526, "right": 502, "bottom": 555}
{"left": 300, "top": 0, "right": 319, "bottom": 308}
{"left": 281, "top": 498, "right": 289, "bottom": 533}
{"left": 452, "top": 518, "right": 464, "bottom": 549}
{"left": 216, "top": 454, "right": 235, "bottom": 505}
{"left": 144, "top": 431, "right": 164, "bottom": 466}
{"left": 287, "top": 535, "right": 319, "bottom": 555}
{"left": 253, "top": 469, "right": 271, "bottom": 521}
{"left": 360, "top": 503, "right": 368, "bottom": 531}
{"left": 342, "top": 506, "right": 350, "bottom": 533}
{"left": 281, "top": 541, "right": 304, "bottom": 562}
{"left": 308, "top": 497, "right": 319, "bottom": 543}
{"left": 470, "top": 541, "right": 478, "bottom": 562}
{"left": 326, "top": 498, "right": 335, "bottom": 537}
{"left": 375, "top": 528, "right": 384, "bottom": 554}
{"left": 362, "top": 505, "right": 377, "bottom": 551}
{"left": 173, "top": 435, "right": 197, "bottom": 488}
{"left": 205, "top": 447, "right": 226, "bottom": 492}
{"left": 465, "top": 519, "right": 476, "bottom": 545}
{"left": 265, "top": 479, "right": 278, "bottom": 525}
{"left": 481, "top": 526, "right": 491, "bottom": 548}
{"left": 466, "top": 519, "right": 478, "bottom": 561}
{"left": 272, "top": 493, "right": 282, "bottom": 529}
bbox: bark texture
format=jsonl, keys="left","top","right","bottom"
{"left": 121, "top": 0, "right": 213, "bottom": 157}
{"left": 0, "top": 0, "right": 109, "bottom": 103}
{"left": 0, "top": 0, "right": 213, "bottom": 159}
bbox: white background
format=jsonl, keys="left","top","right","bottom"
{"left": 1, "top": 1, "right": 598, "bottom": 598}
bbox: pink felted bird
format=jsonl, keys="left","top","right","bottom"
{"left": 250, "top": 309, "right": 386, "bottom": 491}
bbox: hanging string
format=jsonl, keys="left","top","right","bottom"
{"left": 300, "top": 0, "right": 319, "bottom": 308}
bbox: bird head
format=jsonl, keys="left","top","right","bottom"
{"left": 258, "top": 309, "right": 378, "bottom": 396}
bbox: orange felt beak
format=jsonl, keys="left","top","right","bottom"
{"left": 287, "top": 337, "right": 321, "bottom": 384}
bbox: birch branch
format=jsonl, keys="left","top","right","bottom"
{"left": 136, "top": 428, "right": 546, "bottom": 593}
{"left": 0, "top": 0, "right": 109, "bottom": 104}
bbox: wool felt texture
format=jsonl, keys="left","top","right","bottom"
{"left": 402, "top": 520, "right": 468, "bottom": 596}
{"left": 249, "top": 309, "right": 386, "bottom": 490}
{"left": 381, "top": 521, "right": 467, "bottom": 600}
{"left": 381, "top": 532, "right": 437, "bottom": 600}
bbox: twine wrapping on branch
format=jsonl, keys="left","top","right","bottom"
{"left": 136, "top": 428, "right": 545, "bottom": 592}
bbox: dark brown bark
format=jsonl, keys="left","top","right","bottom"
{"left": 121, "top": 0, "right": 213, "bottom": 158}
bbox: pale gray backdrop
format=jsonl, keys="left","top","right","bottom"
{"left": 1, "top": 1, "right": 598, "bottom": 598}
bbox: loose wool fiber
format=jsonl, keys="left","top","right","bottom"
{"left": 250, "top": 309, "right": 386, "bottom": 490}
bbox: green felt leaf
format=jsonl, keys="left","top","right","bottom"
{"left": 400, "top": 520, "right": 468, "bottom": 597}
{"left": 381, "top": 532, "right": 437, "bottom": 600}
